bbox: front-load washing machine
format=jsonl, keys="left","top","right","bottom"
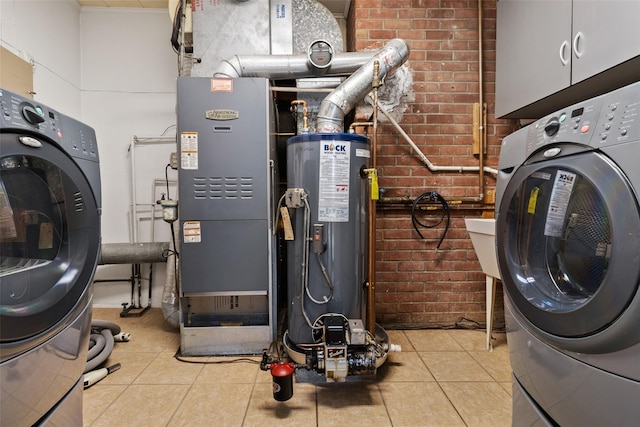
{"left": 495, "top": 80, "right": 640, "bottom": 426}
{"left": 0, "top": 89, "right": 101, "bottom": 426}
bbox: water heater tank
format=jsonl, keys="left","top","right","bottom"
{"left": 286, "top": 133, "right": 370, "bottom": 345}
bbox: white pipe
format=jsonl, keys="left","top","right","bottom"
{"left": 375, "top": 99, "right": 498, "bottom": 176}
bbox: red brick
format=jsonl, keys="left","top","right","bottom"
{"left": 352, "top": 1, "right": 518, "bottom": 329}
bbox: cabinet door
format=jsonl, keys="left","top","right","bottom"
{"left": 571, "top": 1, "right": 640, "bottom": 84}
{"left": 495, "top": 0, "right": 572, "bottom": 118}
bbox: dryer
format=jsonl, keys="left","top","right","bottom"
{"left": 0, "top": 89, "right": 101, "bottom": 426}
{"left": 495, "top": 80, "right": 640, "bottom": 426}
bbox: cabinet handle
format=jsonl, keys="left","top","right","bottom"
{"left": 573, "top": 31, "right": 584, "bottom": 59}
{"left": 559, "top": 40, "right": 570, "bottom": 66}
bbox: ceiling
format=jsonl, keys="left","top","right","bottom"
{"left": 76, "top": 1, "right": 351, "bottom": 16}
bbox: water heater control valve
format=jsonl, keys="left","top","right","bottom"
{"left": 285, "top": 188, "right": 306, "bottom": 208}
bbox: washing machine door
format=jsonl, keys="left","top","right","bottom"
{"left": 0, "top": 133, "right": 100, "bottom": 356}
{"left": 496, "top": 147, "right": 640, "bottom": 352}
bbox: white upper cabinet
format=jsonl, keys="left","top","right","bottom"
{"left": 496, "top": 0, "right": 640, "bottom": 119}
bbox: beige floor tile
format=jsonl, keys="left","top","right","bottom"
{"left": 90, "top": 384, "right": 189, "bottom": 427}
{"left": 134, "top": 349, "right": 204, "bottom": 385}
{"left": 419, "top": 351, "right": 494, "bottom": 382}
{"left": 122, "top": 329, "right": 180, "bottom": 353}
{"left": 468, "top": 348, "right": 513, "bottom": 383}
{"left": 385, "top": 329, "right": 414, "bottom": 352}
{"left": 440, "top": 382, "right": 512, "bottom": 427}
{"left": 98, "top": 350, "right": 157, "bottom": 385}
{"left": 82, "top": 384, "right": 126, "bottom": 426}
{"left": 84, "top": 309, "right": 514, "bottom": 427}
{"left": 448, "top": 329, "right": 493, "bottom": 351}
{"left": 317, "top": 383, "right": 391, "bottom": 427}
{"left": 499, "top": 381, "right": 513, "bottom": 396}
{"left": 404, "top": 329, "right": 465, "bottom": 352}
{"left": 377, "top": 351, "right": 435, "bottom": 383}
{"left": 491, "top": 332, "right": 509, "bottom": 350}
{"left": 380, "top": 382, "right": 466, "bottom": 427}
{"left": 194, "top": 357, "right": 260, "bottom": 384}
{"left": 168, "top": 383, "right": 253, "bottom": 427}
{"left": 243, "top": 382, "right": 317, "bottom": 427}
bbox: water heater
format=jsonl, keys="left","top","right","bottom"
{"left": 285, "top": 133, "right": 370, "bottom": 345}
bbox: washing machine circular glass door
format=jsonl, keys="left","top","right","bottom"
{"left": 496, "top": 147, "right": 640, "bottom": 345}
{"left": 0, "top": 133, "right": 99, "bottom": 350}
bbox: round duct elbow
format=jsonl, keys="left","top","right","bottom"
{"left": 316, "top": 38, "right": 410, "bottom": 133}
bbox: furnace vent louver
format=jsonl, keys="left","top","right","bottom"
{"left": 192, "top": 176, "right": 254, "bottom": 200}
{"left": 74, "top": 192, "right": 84, "bottom": 211}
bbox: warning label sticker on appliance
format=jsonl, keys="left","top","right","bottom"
{"left": 181, "top": 132, "right": 198, "bottom": 170}
{"left": 544, "top": 170, "right": 576, "bottom": 237}
{"left": 355, "top": 148, "right": 370, "bottom": 158}
{"left": 183, "top": 221, "right": 201, "bottom": 243}
{"left": 318, "top": 140, "right": 350, "bottom": 222}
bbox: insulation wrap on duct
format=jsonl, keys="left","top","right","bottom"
{"left": 316, "top": 39, "right": 410, "bottom": 133}
{"left": 98, "top": 242, "right": 169, "bottom": 265}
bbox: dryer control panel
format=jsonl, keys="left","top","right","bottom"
{"left": 0, "top": 88, "right": 99, "bottom": 164}
{"left": 524, "top": 80, "right": 640, "bottom": 158}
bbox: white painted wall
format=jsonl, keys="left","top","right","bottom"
{"left": 1, "top": 1, "right": 178, "bottom": 308}
{"left": 1, "top": 0, "right": 82, "bottom": 116}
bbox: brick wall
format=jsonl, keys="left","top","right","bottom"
{"left": 348, "top": 0, "right": 519, "bottom": 328}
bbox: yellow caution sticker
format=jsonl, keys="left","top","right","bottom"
{"left": 371, "top": 170, "right": 379, "bottom": 200}
{"left": 528, "top": 187, "right": 539, "bottom": 214}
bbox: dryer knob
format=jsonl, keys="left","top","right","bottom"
{"left": 21, "top": 104, "right": 45, "bottom": 125}
{"left": 544, "top": 118, "right": 560, "bottom": 137}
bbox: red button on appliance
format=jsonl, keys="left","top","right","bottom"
{"left": 581, "top": 124, "right": 590, "bottom": 133}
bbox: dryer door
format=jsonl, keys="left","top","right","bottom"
{"left": 0, "top": 133, "right": 99, "bottom": 354}
{"left": 496, "top": 149, "right": 640, "bottom": 349}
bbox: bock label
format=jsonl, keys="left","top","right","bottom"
{"left": 318, "top": 141, "right": 350, "bottom": 222}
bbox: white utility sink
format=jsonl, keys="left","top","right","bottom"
{"left": 465, "top": 217, "right": 500, "bottom": 350}
{"left": 465, "top": 218, "right": 500, "bottom": 279}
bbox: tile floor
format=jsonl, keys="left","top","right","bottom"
{"left": 84, "top": 308, "right": 512, "bottom": 427}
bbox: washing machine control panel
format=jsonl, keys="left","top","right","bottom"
{"left": 524, "top": 81, "right": 640, "bottom": 158}
{"left": 0, "top": 88, "right": 99, "bottom": 163}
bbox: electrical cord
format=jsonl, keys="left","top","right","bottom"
{"left": 411, "top": 191, "right": 450, "bottom": 250}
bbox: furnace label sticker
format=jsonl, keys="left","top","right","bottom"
{"left": 183, "top": 221, "right": 201, "bottom": 243}
{"left": 544, "top": 170, "right": 576, "bottom": 237}
{"left": 318, "top": 141, "right": 350, "bottom": 222}
{"left": 181, "top": 132, "right": 198, "bottom": 170}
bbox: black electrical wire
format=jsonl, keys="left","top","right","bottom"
{"left": 411, "top": 191, "right": 450, "bottom": 250}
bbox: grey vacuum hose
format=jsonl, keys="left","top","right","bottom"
{"left": 85, "top": 320, "right": 121, "bottom": 373}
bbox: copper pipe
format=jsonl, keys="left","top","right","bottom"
{"left": 366, "top": 61, "right": 381, "bottom": 335}
{"left": 477, "top": 0, "right": 485, "bottom": 203}
{"left": 379, "top": 196, "right": 484, "bottom": 205}
{"left": 348, "top": 121, "right": 373, "bottom": 133}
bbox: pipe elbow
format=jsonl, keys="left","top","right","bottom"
{"left": 213, "top": 56, "right": 242, "bottom": 78}
{"left": 317, "top": 38, "right": 411, "bottom": 133}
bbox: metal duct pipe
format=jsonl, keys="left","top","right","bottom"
{"left": 98, "top": 242, "right": 169, "bottom": 265}
{"left": 213, "top": 52, "right": 374, "bottom": 79}
{"left": 317, "top": 39, "right": 410, "bottom": 133}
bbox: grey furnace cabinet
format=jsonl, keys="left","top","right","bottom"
{"left": 496, "top": 0, "right": 640, "bottom": 119}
